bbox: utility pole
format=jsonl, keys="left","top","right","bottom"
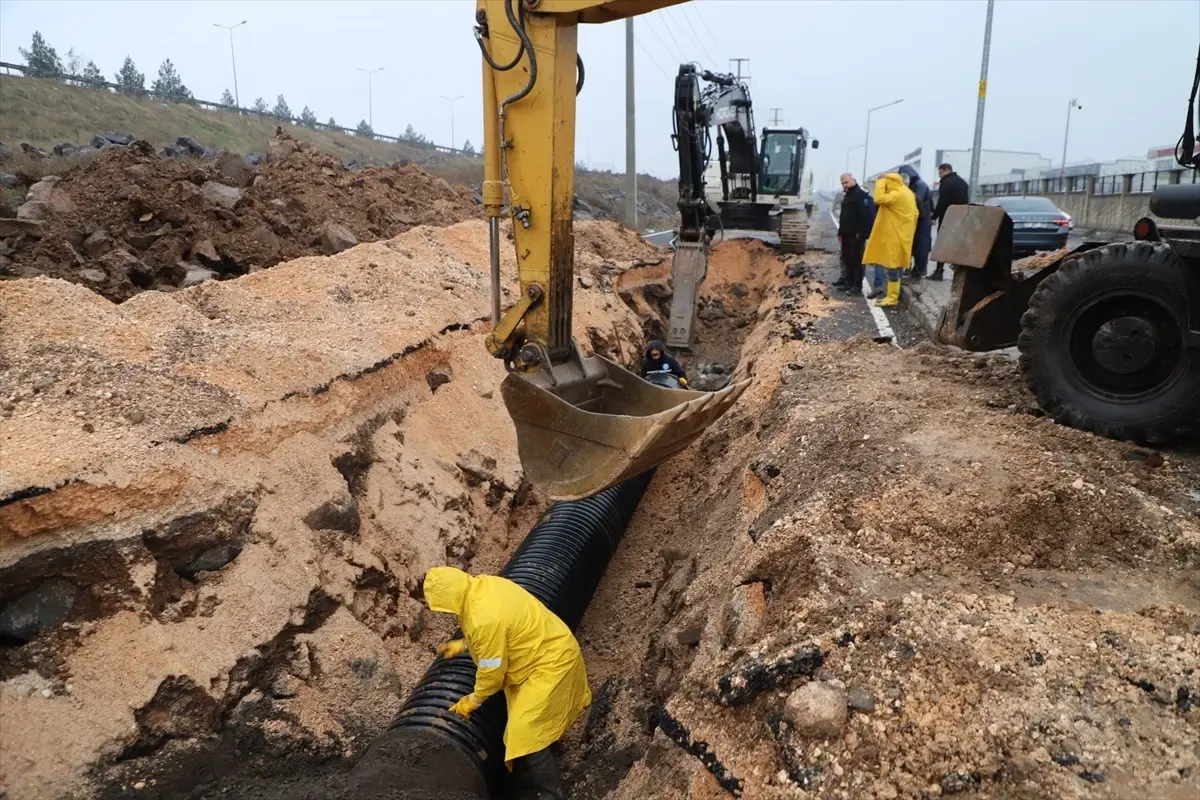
{"left": 730, "top": 58, "right": 750, "bottom": 82}
{"left": 357, "top": 67, "right": 384, "bottom": 129}
{"left": 442, "top": 95, "right": 464, "bottom": 151}
{"left": 625, "top": 18, "right": 637, "bottom": 229}
{"left": 967, "top": 0, "right": 995, "bottom": 201}
{"left": 863, "top": 99, "right": 903, "bottom": 182}
{"left": 1060, "top": 98, "right": 1082, "bottom": 197}
{"left": 846, "top": 143, "right": 865, "bottom": 175}
{"left": 213, "top": 20, "right": 247, "bottom": 107}
{"left": 769, "top": 108, "right": 784, "bottom": 127}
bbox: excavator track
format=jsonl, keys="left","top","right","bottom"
{"left": 779, "top": 210, "right": 808, "bottom": 255}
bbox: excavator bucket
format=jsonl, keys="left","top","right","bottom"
{"left": 933, "top": 204, "right": 1103, "bottom": 351}
{"left": 501, "top": 352, "right": 750, "bottom": 500}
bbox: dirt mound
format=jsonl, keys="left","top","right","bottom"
{"left": 0, "top": 132, "right": 480, "bottom": 302}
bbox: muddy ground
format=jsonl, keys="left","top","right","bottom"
{"left": 2, "top": 212, "right": 1198, "bottom": 800}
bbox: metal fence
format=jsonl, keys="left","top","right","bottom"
{"left": 0, "top": 61, "right": 476, "bottom": 158}
{"left": 979, "top": 167, "right": 1197, "bottom": 197}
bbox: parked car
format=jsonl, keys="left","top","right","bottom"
{"left": 983, "top": 196, "right": 1072, "bottom": 256}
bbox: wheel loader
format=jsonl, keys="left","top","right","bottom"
{"left": 932, "top": 184, "right": 1200, "bottom": 443}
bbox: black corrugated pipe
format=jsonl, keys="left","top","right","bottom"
{"left": 347, "top": 471, "right": 656, "bottom": 799}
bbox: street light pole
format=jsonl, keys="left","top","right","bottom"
{"left": 1060, "top": 98, "right": 1081, "bottom": 196}
{"left": 846, "top": 143, "right": 865, "bottom": 175}
{"left": 862, "top": 99, "right": 903, "bottom": 181}
{"left": 213, "top": 20, "right": 247, "bottom": 107}
{"left": 357, "top": 67, "right": 384, "bottom": 129}
{"left": 967, "top": 0, "right": 995, "bottom": 201}
{"left": 441, "top": 95, "right": 464, "bottom": 150}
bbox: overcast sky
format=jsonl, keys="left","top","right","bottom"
{"left": 1, "top": 0, "right": 1195, "bottom": 188}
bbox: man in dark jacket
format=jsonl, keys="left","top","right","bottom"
{"left": 897, "top": 165, "right": 934, "bottom": 283}
{"left": 834, "top": 173, "right": 874, "bottom": 294}
{"left": 641, "top": 339, "right": 687, "bottom": 383}
{"left": 931, "top": 163, "right": 970, "bottom": 280}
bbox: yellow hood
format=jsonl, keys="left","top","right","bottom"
{"left": 423, "top": 566, "right": 471, "bottom": 614}
{"left": 878, "top": 172, "right": 905, "bottom": 191}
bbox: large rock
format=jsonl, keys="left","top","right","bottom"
{"left": 783, "top": 681, "right": 849, "bottom": 739}
{"left": 0, "top": 172, "right": 16, "bottom": 188}
{"left": 243, "top": 153, "right": 264, "bottom": 167}
{"left": 0, "top": 218, "right": 43, "bottom": 237}
{"left": 318, "top": 221, "right": 358, "bottom": 255}
{"left": 189, "top": 239, "right": 220, "bottom": 263}
{"left": 200, "top": 181, "right": 243, "bottom": 210}
{"left": 20, "top": 143, "right": 49, "bottom": 159}
{"left": 89, "top": 135, "right": 115, "bottom": 151}
{"left": 53, "top": 142, "right": 79, "bottom": 157}
{"left": 0, "top": 141, "right": 11, "bottom": 162}
{"left": 180, "top": 266, "right": 219, "bottom": 288}
{"left": 81, "top": 230, "right": 113, "bottom": 258}
{"left": 175, "top": 136, "right": 206, "bottom": 157}
{"left": 267, "top": 137, "right": 299, "bottom": 162}
{"left": 212, "top": 152, "right": 254, "bottom": 187}
{"left": 16, "top": 177, "right": 76, "bottom": 221}
{"left": 99, "top": 132, "right": 134, "bottom": 146}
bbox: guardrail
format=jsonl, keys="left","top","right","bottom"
{"left": 0, "top": 61, "right": 477, "bottom": 158}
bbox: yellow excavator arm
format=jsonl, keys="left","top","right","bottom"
{"left": 476, "top": 0, "right": 748, "bottom": 500}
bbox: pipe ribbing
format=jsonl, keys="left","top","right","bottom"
{"left": 349, "top": 471, "right": 655, "bottom": 797}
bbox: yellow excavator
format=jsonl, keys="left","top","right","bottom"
{"left": 475, "top": 0, "right": 749, "bottom": 500}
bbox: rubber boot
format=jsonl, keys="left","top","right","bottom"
{"left": 875, "top": 280, "right": 901, "bottom": 308}
{"left": 509, "top": 748, "right": 564, "bottom": 800}
{"left": 930, "top": 264, "right": 945, "bottom": 281}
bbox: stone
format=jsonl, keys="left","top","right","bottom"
{"left": 0, "top": 579, "right": 80, "bottom": 642}
{"left": 20, "top": 143, "right": 49, "bottom": 159}
{"left": 318, "top": 221, "right": 358, "bottom": 255}
{"left": 578, "top": 274, "right": 595, "bottom": 289}
{"left": 114, "top": 184, "right": 140, "bottom": 201}
{"left": 214, "top": 151, "right": 254, "bottom": 187}
{"left": 99, "top": 132, "right": 134, "bottom": 146}
{"left": 200, "top": 181, "right": 243, "bottom": 210}
{"left": 727, "top": 581, "right": 767, "bottom": 645}
{"left": 456, "top": 449, "right": 498, "bottom": 487}
{"left": 244, "top": 153, "right": 264, "bottom": 167}
{"left": 848, "top": 686, "right": 876, "bottom": 713}
{"left": 81, "top": 230, "right": 113, "bottom": 258}
{"left": 0, "top": 218, "right": 44, "bottom": 237}
{"left": 52, "top": 142, "right": 78, "bottom": 157}
{"left": 783, "top": 681, "right": 848, "bottom": 739}
{"left": 89, "top": 135, "right": 114, "bottom": 150}
{"left": 177, "top": 541, "right": 243, "bottom": 579}
{"left": 175, "top": 136, "right": 206, "bottom": 157}
{"left": 0, "top": 172, "right": 16, "bottom": 187}
{"left": 80, "top": 268, "right": 107, "bottom": 283}
{"left": 303, "top": 499, "right": 361, "bottom": 535}
{"left": 180, "top": 267, "right": 218, "bottom": 287}
{"left": 268, "top": 137, "right": 300, "bottom": 162}
{"left": 0, "top": 141, "right": 11, "bottom": 162}
{"left": 17, "top": 177, "right": 75, "bottom": 220}
{"left": 100, "top": 247, "right": 145, "bottom": 278}
{"left": 189, "top": 239, "right": 220, "bottom": 263}
{"left": 425, "top": 369, "right": 452, "bottom": 393}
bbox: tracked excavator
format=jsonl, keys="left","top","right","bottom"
{"left": 664, "top": 64, "right": 819, "bottom": 348}
{"left": 474, "top": 0, "right": 749, "bottom": 500}
{"left": 932, "top": 44, "right": 1200, "bottom": 442}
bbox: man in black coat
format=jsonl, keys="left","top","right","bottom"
{"left": 834, "top": 173, "right": 874, "bottom": 294}
{"left": 641, "top": 339, "right": 687, "bottom": 382}
{"left": 931, "top": 163, "right": 970, "bottom": 280}
{"left": 897, "top": 165, "right": 934, "bottom": 283}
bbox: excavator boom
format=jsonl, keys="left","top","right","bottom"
{"left": 476, "top": 0, "right": 748, "bottom": 500}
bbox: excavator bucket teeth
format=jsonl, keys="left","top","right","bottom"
{"left": 502, "top": 353, "right": 749, "bottom": 500}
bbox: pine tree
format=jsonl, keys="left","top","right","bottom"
{"left": 19, "top": 32, "right": 64, "bottom": 79}
{"left": 252, "top": 97, "right": 269, "bottom": 114}
{"left": 300, "top": 106, "right": 318, "bottom": 127}
{"left": 327, "top": 117, "right": 337, "bottom": 128}
{"left": 220, "top": 89, "right": 236, "bottom": 107}
{"left": 461, "top": 139, "right": 476, "bottom": 156}
{"left": 356, "top": 120, "right": 375, "bottom": 137}
{"left": 114, "top": 56, "right": 145, "bottom": 95}
{"left": 272, "top": 94, "right": 292, "bottom": 120}
{"left": 81, "top": 61, "right": 104, "bottom": 85}
{"left": 403, "top": 124, "right": 424, "bottom": 144}
{"left": 152, "top": 58, "right": 192, "bottom": 102}
{"left": 64, "top": 47, "right": 83, "bottom": 78}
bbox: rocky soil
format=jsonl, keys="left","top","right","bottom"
{"left": 0, "top": 131, "right": 480, "bottom": 301}
{"left": 1, "top": 199, "right": 1197, "bottom": 800}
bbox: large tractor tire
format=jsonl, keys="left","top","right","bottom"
{"left": 779, "top": 210, "right": 808, "bottom": 255}
{"left": 1017, "top": 241, "right": 1200, "bottom": 443}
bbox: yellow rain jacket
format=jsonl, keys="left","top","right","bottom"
{"left": 423, "top": 566, "right": 591, "bottom": 763}
{"left": 863, "top": 172, "right": 919, "bottom": 270}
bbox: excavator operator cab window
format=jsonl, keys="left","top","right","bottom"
{"left": 760, "top": 131, "right": 801, "bottom": 196}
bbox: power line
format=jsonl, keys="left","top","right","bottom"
{"left": 689, "top": 3, "right": 726, "bottom": 58}
{"left": 644, "top": 14, "right": 686, "bottom": 65}
{"left": 653, "top": 10, "right": 690, "bottom": 65}
{"left": 667, "top": 6, "right": 718, "bottom": 67}
{"left": 635, "top": 34, "right": 670, "bottom": 79}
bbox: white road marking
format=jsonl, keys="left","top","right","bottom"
{"left": 830, "top": 204, "right": 900, "bottom": 347}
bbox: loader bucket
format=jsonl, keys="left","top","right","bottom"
{"left": 501, "top": 352, "right": 750, "bottom": 500}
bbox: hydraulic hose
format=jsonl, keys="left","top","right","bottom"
{"left": 348, "top": 471, "right": 656, "bottom": 797}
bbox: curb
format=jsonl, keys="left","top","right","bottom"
{"left": 899, "top": 281, "right": 942, "bottom": 342}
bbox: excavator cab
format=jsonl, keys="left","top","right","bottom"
{"left": 475, "top": 0, "right": 748, "bottom": 501}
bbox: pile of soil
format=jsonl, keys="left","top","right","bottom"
{"left": 0, "top": 131, "right": 480, "bottom": 302}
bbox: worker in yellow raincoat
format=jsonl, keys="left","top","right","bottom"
{"left": 424, "top": 566, "right": 590, "bottom": 799}
{"left": 862, "top": 171, "right": 918, "bottom": 308}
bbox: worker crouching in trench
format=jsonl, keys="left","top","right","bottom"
{"left": 424, "top": 566, "right": 591, "bottom": 800}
